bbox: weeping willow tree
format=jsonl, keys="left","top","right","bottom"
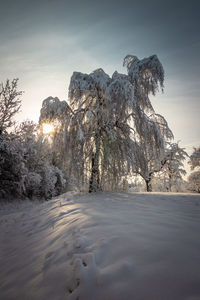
{"left": 67, "top": 54, "right": 173, "bottom": 192}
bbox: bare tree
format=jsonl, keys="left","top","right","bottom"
{"left": 0, "top": 79, "right": 23, "bottom": 133}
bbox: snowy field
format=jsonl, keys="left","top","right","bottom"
{"left": 0, "top": 192, "right": 200, "bottom": 300}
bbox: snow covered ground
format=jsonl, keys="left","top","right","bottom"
{"left": 0, "top": 192, "right": 200, "bottom": 300}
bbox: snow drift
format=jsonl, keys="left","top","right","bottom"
{"left": 0, "top": 192, "right": 200, "bottom": 300}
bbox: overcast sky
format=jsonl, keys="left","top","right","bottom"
{"left": 0, "top": 0, "right": 199, "bottom": 172}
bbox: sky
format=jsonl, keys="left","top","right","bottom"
{"left": 0, "top": 0, "right": 200, "bottom": 175}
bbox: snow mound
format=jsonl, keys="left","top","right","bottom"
{"left": 0, "top": 192, "right": 200, "bottom": 300}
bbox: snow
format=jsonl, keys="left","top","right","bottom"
{"left": 0, "top": 192, "right": 200, "bottom": 300}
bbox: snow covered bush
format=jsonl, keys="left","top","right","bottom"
{"left": 189, "top": 147, "right": 200, "bottom": 170}
{"left": 0, "top": 133, "right": 27, "bottom": 199}
{"left": 39, "top": 163, "right": 66, "bottom": 199}
{"left": 0, "top": 119, "right": 67, "bottom": 201}
{"left": 24, "top": 172, "right": 42, "bottom": 198}
{"left": 17, "top": 120, "right": 67, "bottom": 199}
{"left": 188, "top": 171, "right": 200, "bottom": 193}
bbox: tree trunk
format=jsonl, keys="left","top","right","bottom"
{"left": 145, "top": 178, "right": 152, "bottom": 192}
{"left": 168, "top": 169, "right": 172, "bottom": 192}
{"left": 89, "top": 131, "right": 101, "bottom": 193}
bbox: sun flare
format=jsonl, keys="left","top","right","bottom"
{"left": 42, "top": 123, "right": 54, "bottom": 134}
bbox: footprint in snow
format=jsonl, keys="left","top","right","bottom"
{"left": 67, "top": 252, "right": 100, "bottom": 299}
{"left": 74, "top": 236, "right": 89, "bottom": 250}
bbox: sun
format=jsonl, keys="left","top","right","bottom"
{"left": 42, "top": 123, "right": 54, "bottom": 134}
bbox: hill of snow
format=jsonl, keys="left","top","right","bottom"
{"left": 0, "top": 192, "right": 200, "bottom": 300}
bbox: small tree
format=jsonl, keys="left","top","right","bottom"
{"left": 163, "top": 143, "right": 187, "bottom": 191}
{"left": 188, "top": 171, "right": 200, "bottom": 193}
{"left": 152, "top": 143, "right": 188, "bottom": 192}
{"left": 189, "top": 147, "right": 200, "bottom": 170}
{"left": 0, "top": 79, "right": 23, "bottom": 133}
{"left": 188, "top": 146, "right": 200, "bottom": 193}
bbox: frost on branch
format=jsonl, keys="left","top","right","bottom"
{"left": 106, "top": 74, "right": 135, "bottom": 109}
{"left": 124, "top": 54, "right": 164, "bottom": 94}
{"left": 90, "top": 69, "right": 111, "bottom": 95}
{"left": 69, "top": 69, "right": 111, "bottom": 111}
{"left": 123, "top": 54, "right": 164, "bottom": 111}
{"left": 39, "top": 96, "right": 70, "bottom": 124}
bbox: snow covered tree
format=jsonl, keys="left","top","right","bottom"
{"left": 188, "top": 171, "right": 200, "bottom": 193}
{"left": 0, "top": 132, "right": 26, "bottom": 199}
{"left": 122, "top": 55, "right": 173, "bottom": 191}
{"left": 132, "top": 114, "right": 173, "bottom": 191}
{"left": 163, "top": 143, "right": 187, "bottom": 191}
{"left": 37, "top": 54, "right": 174, "bottom": 193}
{"left": 0, "top": 79, "right": 25, "bottom": 199}
{"left": 152, "top": 143, "right": 188, "bottom": 192}
{"left": 0, "top": 79, "right": 23, "bottom": 133}
{"left": 188, "top": 146, "right": 200, "bottom": 193}
{"left": 16, "top": 119, "right": 67, "bottom": 199}
{"left": 39, "top": 97, "right": 71, "bottom": 169}
{"left": 189, "top": 147, "right": 200, "bottom": 170}
{"left": 68, "top": 69, "right": 111, "bottom": 191}
{"left": 67, "top": 54, "right": 173, "bottom": 192}
{"left": 68, "top": 68, "right": 142, "bottom": 191}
